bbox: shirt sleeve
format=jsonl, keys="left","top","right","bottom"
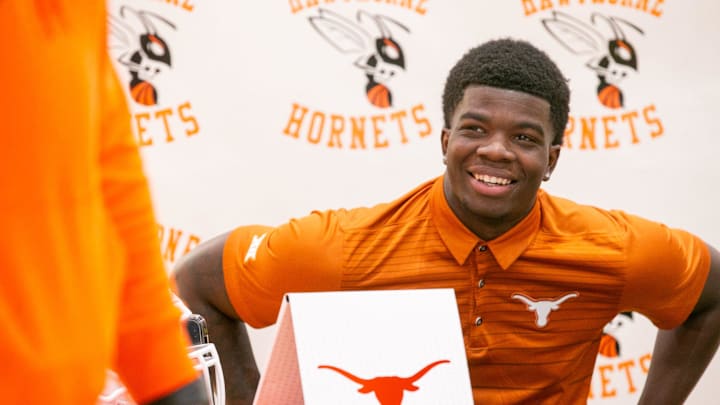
{"left": 618, "top": 211, "right": 711, "bottom": 329}
{"left": 98, "top": 49, "right": 198, "bottom": 402}
{"left": 223, "top": 210, "right": 345, "bottom": 328}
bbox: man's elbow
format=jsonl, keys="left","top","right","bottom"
{"left": 171, "top": 231, "right": 235, "bottom": 318}
{"left": 170, "top": 255, "right": 200, "bottom": 311}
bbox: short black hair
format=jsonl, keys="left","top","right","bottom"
{"left": 442, "top": 38, "right": 570, "bottom": 145}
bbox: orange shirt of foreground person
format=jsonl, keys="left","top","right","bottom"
{"left": 0, "top": 2, "right": 198, "bottom": 404}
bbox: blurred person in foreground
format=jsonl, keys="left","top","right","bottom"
{"left": 175, "top": 38, "right": 720, "bottom": 404}
{"left": 0, "top": 2, "right": 209, "bottom": 404}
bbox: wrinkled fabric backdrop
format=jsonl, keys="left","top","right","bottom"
{"left": 106, "top": 1, "right": 720, "bottom": 403}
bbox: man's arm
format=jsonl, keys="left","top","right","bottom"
{"left": 173, "top": 232, "right": 261, "bottom": 405}
{"left": 639, "top": 243, "right": 720, "bottom": 404}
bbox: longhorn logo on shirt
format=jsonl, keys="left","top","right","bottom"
{"left": 542, "top": 11, "right": 644, "bottom": 109}
{"left": 109, "top": 6, "right": 176, "bottom": 106}
{"left": 511, "top": 292, "right": 579, "bottom": 328}
{"left": 318, "top": 359, "right": 449, "bottom": 404}
{"left": 308, "top": 8, "right": 409, "bottom": 109}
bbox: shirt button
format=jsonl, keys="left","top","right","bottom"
{"left": 478, "top": 279, "right": 485, "bottom": 288}
{"left": 478, "top": 245, "right": 488, "bottom": 252}
{"left": 474, "top": 316, "right": 483, "bottom": 326}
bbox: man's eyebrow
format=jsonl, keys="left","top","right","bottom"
{"left": 515, "top": 120, "right": 545, "bottom": 136}
{"left": 457, "top": 112, "right": 545, "bottom": 135}
{"left": 457, "top": 112, "right": 489, "bottom": 122}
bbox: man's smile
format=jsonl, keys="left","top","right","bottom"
{"left": 471, "top": 172, "right": 515, "bottom": 186}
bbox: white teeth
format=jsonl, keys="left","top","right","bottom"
{"left": 473, "top": 173, "right": 511, "bottom": 185}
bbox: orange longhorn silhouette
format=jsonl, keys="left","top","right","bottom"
{"left": 318, "top": 359, "right": 450, "bottom": 405}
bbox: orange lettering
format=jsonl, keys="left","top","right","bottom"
{"left": 182, "top": 0, "right": 194, "bottom": 11}
{"left": 307, "top": 111, "right": 326, "bottom": 144}
{"left": 415, "top": 0, "right": 428, "bottom": 15}
{"left": 134, "top": 112, "right": 152, "bottom": 146}
{"left": 371, "top": 115, "right": 389, "bottom": 148}
{"left": 563, "top": 116, "right": 575, "bottom": 148}
{"left": 639, "top": 353, "right": 652, "bottom": 373}
{"left": 163, "top": 228, "right": 183, "bottom": 263}
{"left": 350, "top": 116, "right": 367, "bottom": 149}
{"left": 159, "top": 225, "right": 202, "bottom": 263}
{"left": 183, "top": 235, "right": 201, "bottom": 256}
{"left": 620, "top": 110, "right": 640, "bottom": 144}
{"left": 602, "top": 115, "right": 619, "bottom": 148}
{"left": 281, "top": 104, "right": 432, "bottom": 149}
{"left": 390, "top": 110, "right": 409, "bottom": 143}
{"left": 580, "top": 117, "right": 598, "bottom": 150}
{"left": 327, "top": 114, "right": 345, "bottom": 148}
{"left": 522, "top": 0, "right": 538, "bottom": 16}
{"left": 539, "top": 0, "right": 554, "bottom": 10}
{"left": 292, "top": 0, "right": 425, "bottom": 15}
{"left": 650, "top": 0, "right": 664, "bottom": 17}
{"left": 635, "top": 0, "right": 648, "bottom": 12}
{"left": 283, "top": 103, "right": 308, "bottom": 139}
{"left": 289, "top": 0, "right": 304, "bottom": 13}
{"left": 599, "top": 364, "right": 617, "bottom": 398}
{"left": 643, "top": 104, "right": 663, "bottom": 138}
{"left": 564, "top": 105, "right": 664, "bottom": 149}
{"left": 132, "top": 103, "right": 200, "bottom": 146}
{"left": 160, "top": 0, "right": 194, "bottom": 11}
{"left": 178, "top": 101, "right": 199, "bottom": 136}
{"left": 616, "top": 360, "right": 638, "bottom": 393}
{"left": 412, "top": 104, "right": 432, "bottom": 137}
{"left": 155, "top": 108, "right": 175, "bottom": 142}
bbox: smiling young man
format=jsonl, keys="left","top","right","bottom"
{"left": 441, "top": 85, "right": 561, "bottom": 241}
{"left": 173, "top": 39, "right": 720, "bottom": 404}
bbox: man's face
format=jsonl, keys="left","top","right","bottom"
{"left": 441, "top": 85, "right": 560, "bottom": 240}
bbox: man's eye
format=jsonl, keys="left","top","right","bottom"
{"left": 460, "top": 126, "right": 485, "bottom": 135}
{"left": 516, "top": 134, "right": 537, "bottom": 142}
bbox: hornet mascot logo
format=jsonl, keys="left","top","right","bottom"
{"left": 309, "top": 8, "right": 409, "bottom": 109}
{"left": 109, "top": 6, "right": 176, "bottom": 106}
{"left": 599, "top": 312, "right": 634, "bottom": 358}
{"left": 543, "top": 11, "right": 644, "bottom": 109}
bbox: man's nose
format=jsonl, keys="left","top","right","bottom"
{"left": 475, "top": 133, "right": 514, "bottom": 161}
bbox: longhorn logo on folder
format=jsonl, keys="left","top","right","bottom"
{"left": 318, "top": 360, "right": 450, "bottom": 405}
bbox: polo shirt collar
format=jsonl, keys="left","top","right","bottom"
{"left": 430, "top": 176, "right": 542, "bottom": 269}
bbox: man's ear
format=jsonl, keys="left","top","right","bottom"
{"left": 544, "top": 144, "right": 561, "bottom": 181}
{"left": 441, "top": 128, "right": 450, "bottom": 157}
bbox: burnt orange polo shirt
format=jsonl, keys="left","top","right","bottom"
{"left": 0, "top": 2, "right": 197, "bottom": 403}
{"left": 224, "top": 176, "right": 710, "bottom": 404}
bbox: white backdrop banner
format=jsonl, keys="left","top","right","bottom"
{"left": 107, "top": 1, "right": 720, "bottom": 404}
